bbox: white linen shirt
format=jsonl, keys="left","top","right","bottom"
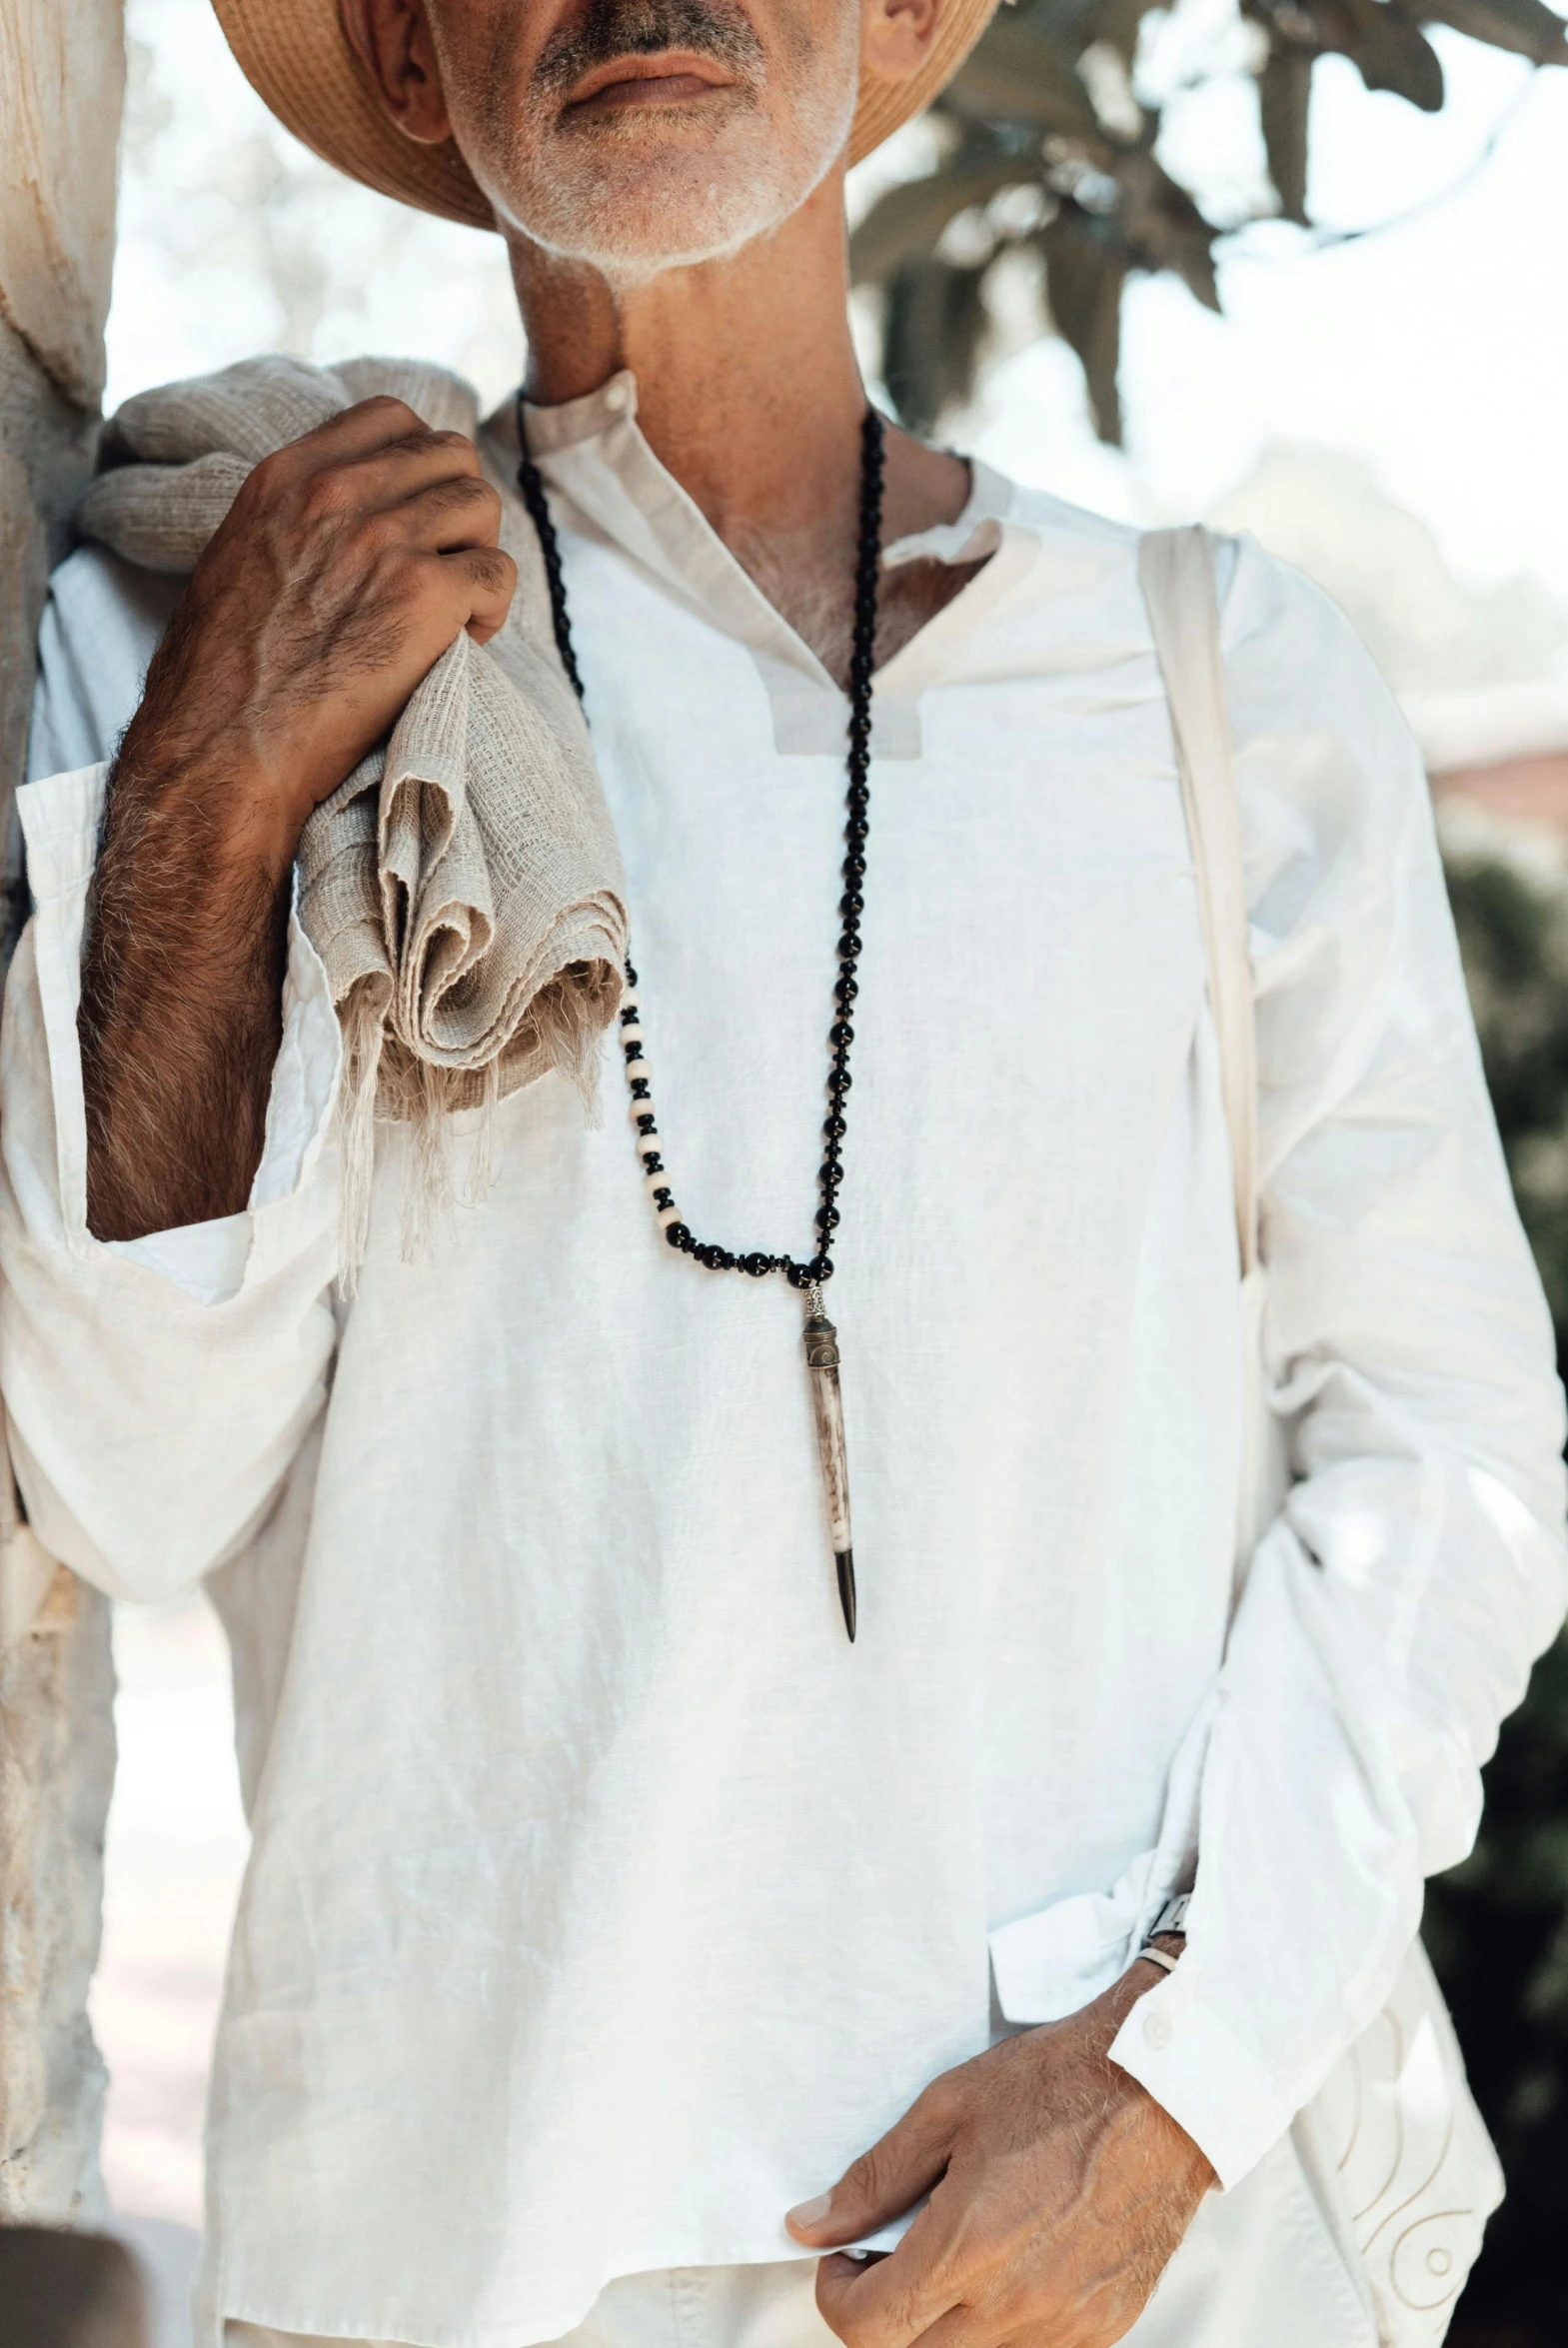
{"left": 4, "top": 373, "right": 1565, "bottom": 2348}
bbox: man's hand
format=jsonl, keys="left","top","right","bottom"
{"left": 111, "top": 395, "right": 517, "bottom": 877}
{"left": 785, "top": 1958, "right": 1214, "bottom": 2348}
{"left": 80, "top": 398, "right": 516, "bottom": 1242}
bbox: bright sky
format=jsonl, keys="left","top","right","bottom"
{"left": 109, "top": 3, "right": 1568, "bottom": 608}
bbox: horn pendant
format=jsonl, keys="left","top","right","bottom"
{"left": 803, "top": 1298, "right": 855, "bottom": 1640}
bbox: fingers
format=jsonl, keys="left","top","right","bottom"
{"left": 788, "top": 2076, "right": 960, "bottom": 2249}
{"left": 814, "top": 2215, "right": 960, "bottom": 2348}
{"left": 816, "top": 2173, "right": 1019, "bottom": 2348}
{"left": 292, "top": 394, "right": 449, "bottom": 465}
{"left": 251, "top": 402, "right": 486, "bottom": 522}
{"left": 449, "top": 546, "right": 518, "bottom": 645}
{"left": 393, "top": 473, "right": 505, "bottom": 556}
{"left": 327, "top": 433, "right": 492, "bottom": 524}
{"left": 288, "top": 413, "right": 506, "bottom": 568}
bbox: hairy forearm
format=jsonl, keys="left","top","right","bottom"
{"left": 79, "top": 754, "right": 292, "bottom": 1242}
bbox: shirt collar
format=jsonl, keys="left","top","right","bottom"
{"left": 484, "top": 371, "right": 1038, "bottom": 760}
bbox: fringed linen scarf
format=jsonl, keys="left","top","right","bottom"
{"left": 76, "top": 353, "right": 628, "bottom": 1281}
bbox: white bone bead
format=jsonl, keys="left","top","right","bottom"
{"left": 637, "top": 1135, "right": 662, "bottom": 1162}
{"left": 658, "top": 1203, "right": 683, "bottom": 1228}
{"left": 629, "top": 1093, "right": 655, "bottom": 1125}
{"left": 645, "top": 1170, "right": 673, "bottom": 1196}
{"left": 625, "top": 1060, "right": 652, "bottom": 1093}
{"left": 620, "top": 1024, "right": 644, "bottom": 1048}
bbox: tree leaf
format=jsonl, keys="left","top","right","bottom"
{"left": 945, "top": 15, "right": 1103, "bottom": 139}
{"left": 1080, "top": 0, "right": 1161, "bottom": 64}
{"left": 1413, "top": 0, "right": 1568, "bottom": 62}
{"left": 1259, "top": 45, "right": 1314, "bottom": 221}
{"left": 1040, "top": 209, "right": 1127, "bottom": 442}
{"left": 1339, "top": 0, "right": 1446, "bottom": 110}
{"left": 1111, "top": 151, "right": 1222, "bottom": 311}
{"left": 849, "top": 162, "right": 1036, "bottom": 286}
{"left": 1248, "top": 0, "right": 1446, "bottom": 108}
{"left": 880, "top": 260, "right": 993, "bottom": 435}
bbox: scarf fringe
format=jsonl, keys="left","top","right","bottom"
{"left": 336, "top": 986, "right": 387, "bottom": 1299}
{"left": 334, "top": 988, "right": 608, "bottom": 1292}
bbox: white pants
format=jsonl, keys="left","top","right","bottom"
{"left": 224, "top": 2130, "right": 1380, "bottom": 2348}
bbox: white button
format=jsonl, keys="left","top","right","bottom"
{"left": 1142, "top": 2009, "right": 1173, "bottom": 2051}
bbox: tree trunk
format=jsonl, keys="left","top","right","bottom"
{"left": 0, "top": 0, "right": 125, "bottom": 2226}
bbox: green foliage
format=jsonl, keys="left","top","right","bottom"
{"left": 850, "top": 0, "right": 1568, "bottom": 441}
{"left": 1432, "top": 838, "right": 1568, "bottom": 2341}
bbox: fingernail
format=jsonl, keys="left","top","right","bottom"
{"left": 787, "top": 2193, "right": 832, "bottom": 2229}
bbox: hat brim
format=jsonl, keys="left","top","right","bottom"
{"left": 211, "top": 0, "right": 1001, "bottom": 232}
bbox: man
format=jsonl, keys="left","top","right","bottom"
{"left": 2, "top": 0, "right": 1563, "bottom": 2343}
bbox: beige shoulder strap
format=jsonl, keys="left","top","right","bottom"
{"left": 1137, "top": 527, "right": 1258, "bottom": 1274}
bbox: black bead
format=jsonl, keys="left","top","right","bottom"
{"left": 836, "top": 931, "right": 860, "bottom": 960}
{"left": 636, "top": 1113, "right": 657, "bottom": 1134}
{"left": 623, "top": 1042, "right": 645, "bottom": 1063}
{"left": 834, "top": 976, "right": 857, "bottom": 1005}
{"left": 826, "top": 1069, "right": 850, "bottom": 1098}
{"left": 829, "top": 1021, "right": 853, "bottom": 1047}
{"left": 844, "top": 854, "right": 866, "bottom": 879}
{"left": 653, "top": 1187, "right": 674, "bottom": 1209}
{"left": 642, "top": 1152, "right": 665, "bottom": 1174}
{"left": 822, "top": 1113, "right": 847, "bottom": 1140}
{"left": 630, "top": 1079, "right": 651, "bottom": 1101}
{"left": 839, "top": 893, "right": 863, "bottom": 918}
{"left": 620, "top": 1004, "right": 640, "bottom": 1026}
{"left": 741, "top": 1251, "right": 773, "bottom": 1276}
{"left": 666, "top": 1222, "right": 692, "bottom": 1248}
{"left": 625, "top": 961, "right": 639, "bottom": 988}
{"left": 820, "top": 1205, "right": 841, "bottom": 1228}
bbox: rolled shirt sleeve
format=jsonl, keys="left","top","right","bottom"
{"left": 998, "top": 540, "right": 1568, "bottom": 2189}
{"left": 0, "top": 759, "right": 344, "bottom": 1602}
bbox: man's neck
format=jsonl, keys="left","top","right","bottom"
{"left": 507, "top": 167, "right": 981, "bottom": 684}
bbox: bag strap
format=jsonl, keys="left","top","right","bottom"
{"left": 1137, "top": 526, "right": 1258, "bottom": 1277}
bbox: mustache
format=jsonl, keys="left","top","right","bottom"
{"left": 534, "top": 0, "right": 767, "bottom": 97}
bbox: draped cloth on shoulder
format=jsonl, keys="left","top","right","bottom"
{"left": 74, "top": 353, "right": 628, "bottom": 1280}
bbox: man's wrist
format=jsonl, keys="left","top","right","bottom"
{"left": 108, "top": 742, "right": 304, "bottom": 894}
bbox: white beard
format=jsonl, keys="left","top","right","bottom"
{"left": 441, "top": 15, "right": 859, "bottom": 283}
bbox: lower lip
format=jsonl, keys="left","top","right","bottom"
{"left": 571, "top": 72, "right": 727, "bottom": 108}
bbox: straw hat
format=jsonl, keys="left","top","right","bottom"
{"left": 210, "top": 0, "right": 1001, "bottom": 231}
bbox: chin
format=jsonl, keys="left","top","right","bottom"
{"left": 483, "top": 87, "right": 855, "bottom": 281}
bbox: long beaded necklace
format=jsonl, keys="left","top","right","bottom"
{"left": 516, "top": 398, "right": 885, "bottom": 1641}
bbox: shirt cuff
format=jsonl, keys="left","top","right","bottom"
{"left": 1108, "top": 1965, "right": 1297, "bottom": 2191}
{"left": 18, "top": 763, "right": 342, "bottom": 1303}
